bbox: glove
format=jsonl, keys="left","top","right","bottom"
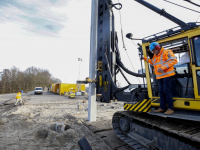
{"left": 157, "top": 68, "right": 163, "bottom": 73}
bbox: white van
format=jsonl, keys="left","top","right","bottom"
{"left": 34, "top": 87, "right": 43, "bottom": 95}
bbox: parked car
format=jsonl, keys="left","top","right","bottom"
{"left": 34, "top": 87, "right": 43, "bottom": 95}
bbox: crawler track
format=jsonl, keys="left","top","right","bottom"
{"left": 112, "top": 111, "right": 200, "bottom": 150}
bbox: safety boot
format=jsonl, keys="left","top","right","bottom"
{"left": 153, "top": 108, "right": 165, "bottom": 113}
{"left": 164, "top": 109, "right": 174, "bottom": 115}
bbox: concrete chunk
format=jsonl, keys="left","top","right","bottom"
{"left": 55, "top": 122, "right": 65, "bottom": 132}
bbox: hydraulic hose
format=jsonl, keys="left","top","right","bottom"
{"left": 118, "top": 66, "right": 131, "bottom": 85}
{"left": 104, "top": 53, "right": 130, "bottom": 92}
{"left": 116, "top": 55, "right": 146, "bottom": 78}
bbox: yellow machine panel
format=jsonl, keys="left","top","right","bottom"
{"left": 54, "top": 83, "right": 59, "bottom": 94}
{"left": 58, "top": 83, "right": 85, "bottom": 95}
{"left": 124, "top": 99, "right": 152, "bottom": 112}
{"left": 50, "top": 83, "right": 56, "bottom": 92}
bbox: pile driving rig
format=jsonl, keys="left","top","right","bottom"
{"left": 91, "top": 0, "right": 200, "bottom": 149}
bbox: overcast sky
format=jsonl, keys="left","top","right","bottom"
{"left": 0, "top": 0, "right": 199, "bottom": 86}
{"left": 0, "top": 0, "right": 91, "bottom": 84}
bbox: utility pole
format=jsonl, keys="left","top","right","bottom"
{"left": 77, "top": 58, "right": 82, "bottom": 92}
{"left": 0, "top": 72, "right": 2, "bottom": 81}
{"left": 88, "top": 0, "right": 97, "bottom": 122}
{"left": 78, "top": 58, "right": 82, "bottom": 81}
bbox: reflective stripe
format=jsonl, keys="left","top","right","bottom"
{"left": 154, "top": 61, "right": 167, "bottom": 65}
{"left": 164, "top": 64, "right": 169, "bottom": 69}
{"left": 167, "top": 57, "right": 177, "bottom": 61}
{"left": 154, "top": 50, "right": 176, "bottom": 66}
{"left": 160, "top": 50, "right": 165, "bottom": 66}
{"left": 152, "top": 49, "right": 176, "bottom": 78}
{"left": 167, "top": 51, "right": 176, "bottom": 60}
{"left": 153, "top": 50, "right": 165, "bottom": 65}
{"left": 153, "top": 57, "right": 156, "bottom": 64}
{"left": 16, "top": 93, "right": 21, "bottom": 99}
{"left": 158, "top": 50, "right": 165, "bottom": 74}
{"left": 146, "top": 58, "right": 149, "bottom": 62}
{"left": 167, "top": 51, "right": 171, "bottom": 58}
{"left": 156, "top": 70, "right": 175, "bottom": 77}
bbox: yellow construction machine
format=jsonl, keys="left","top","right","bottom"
{"left": 93, "top": 0, "right": 200, "bottom": 149}
{"left": 66, "top": 88, "right": 76, "bottom": 99}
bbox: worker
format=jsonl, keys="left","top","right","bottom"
{"left": 15, "top": 90, "right": 23, "bottom": 106}
{"left": 142, "top": 42, "right": 177, "bottom": 115}
{"left": 70, "top": 88, "right": 73, "bottom": 94}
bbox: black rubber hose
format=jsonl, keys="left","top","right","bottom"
{"left": 115, "top": 32, "right": 121, "bottom": 60}
{"left": 111, "top": 3, "right": 122, "bottom": 10}
{"left": 118, "top": 66, "right": 131, "bottom": 85}
{"left": 104, "top": 53, "right": 130, "bottom": 92}
{"left": 116, "top": 55, "right": 146, "bottom": 77}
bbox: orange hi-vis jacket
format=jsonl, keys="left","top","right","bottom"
{"left": 144, "top": 47, "right": 177, "bottom": 79}
{"left": 16, "top": 92, "right": 21, "bottom": 99}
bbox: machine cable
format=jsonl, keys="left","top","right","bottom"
{"left": 103, "top": 39, "right": 131, "bottom": 92}
{"left": 163, "top": 0, "right": 200, "bottom": 13}
{"left": 131, "top": 40, "right": 137, "bottom": 47}
{"left": 117, "top": 0, "right": 142, "bottom": 84}
{"left": 116, "top": 55, "right": 146, "bottom": 78}
{"left": 111, "top": 3, "right": 122, "bottom": 10}
{"left": 115, "top": 32, "right": 121, "bottom": 60}
{"left": 117, "top": 66, "right": 131, "bottom": 85}
{"left": 125, "top": 50, "right": 142, "bottom": 84}
{"left": 104, "top": 52, "right": 130, "bottom": 92}
{"left": 196, "top": 15, "right": 200, "bottom": 22}
{"left": 117, "top": 0, "right": 126, "bottom": 51}
{"left": 184, "top": 0, "right": 200, "bottom": 7}
{"left": 130, "top": 40, "right": 147, "bottom": 86}
{"left": 114, "top": 33, "right": 121, "bottom": 75}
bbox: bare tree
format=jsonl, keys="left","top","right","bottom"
{"left": 1, "top": 69, "right": 10, "bottom": 94}
{"left": 0, "top": 66, "right": 61, "bottom": 94}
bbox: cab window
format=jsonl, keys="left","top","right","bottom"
{"left": 174, "top": 51, "right": 190, "bottom": 74}
{"left": 193, "top": 36, "right": 200, "bottom": 66}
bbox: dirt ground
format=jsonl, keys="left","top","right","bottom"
{"left": 0, "top": 92, "right": 134, "bottom": 150}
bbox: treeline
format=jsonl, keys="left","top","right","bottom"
{"left": 0, "top": 66, "right": 61, "bottom": 94}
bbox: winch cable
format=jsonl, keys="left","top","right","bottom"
{"left": 196, "top": 14, "right": 200, "bottom": 22}
{"left": 131, "top": 40, "right": 137, "bottom": 47}
{"left": 130, "top": 40, "right": 146, "bottom": 85}
{"left": 117, "top": 0, "right": 126, "bottom": 51}
{"left": 117, "top": 0, "right": 142, "bottom": 84}
{"left": 184, "top": 0, "right": 200, "bottom": 7}
{"left": 118, "top": 66, "right": 131, "bottom": 85}
{"left": 163, "top": 0, "right": 200, "bottom": 13}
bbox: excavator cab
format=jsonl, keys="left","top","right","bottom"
{"left": 141, "top": 29, "right": 200, "bottom": 112}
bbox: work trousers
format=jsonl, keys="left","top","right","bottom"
{"left": 15, "top": 98, "right": 23, "bottom": 105}
{"left": 158, "top": 76, "right": 173, "bottom": 110}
